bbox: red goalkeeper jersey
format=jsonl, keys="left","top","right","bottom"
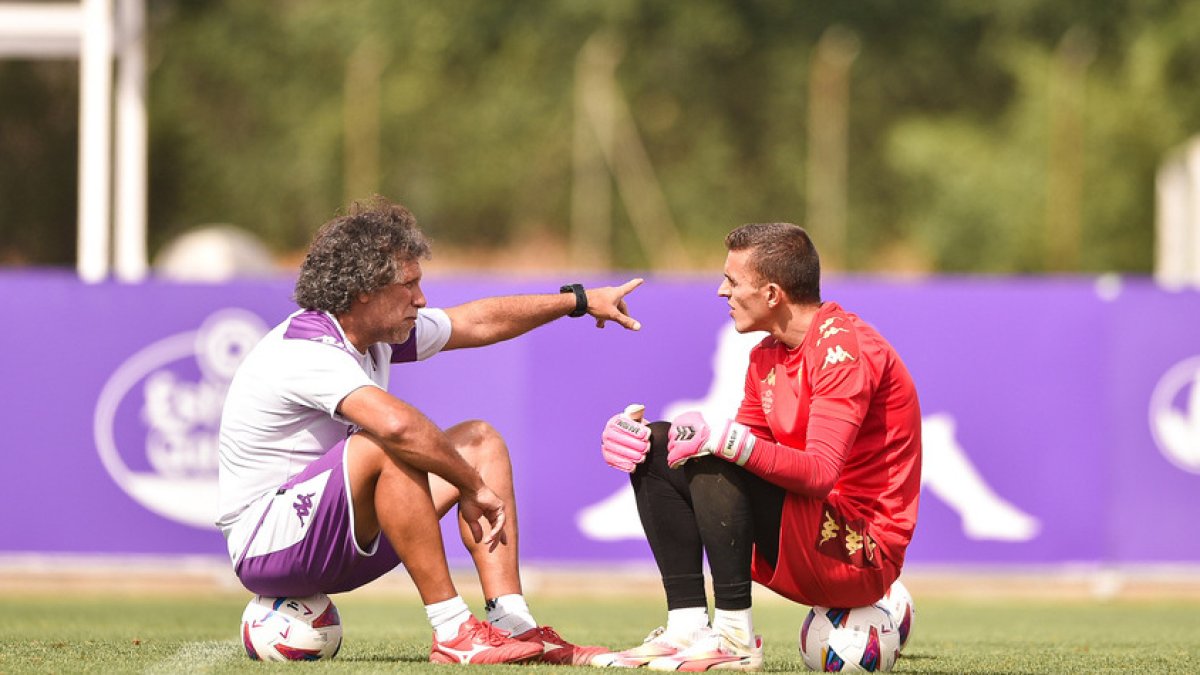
{"left": 737, "top": 302, "right": 921, "bottom": 598}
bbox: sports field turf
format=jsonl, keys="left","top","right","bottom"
{"left": 2, "top": 588, "right": 1198, "bottom": 674}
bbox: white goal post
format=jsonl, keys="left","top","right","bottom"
{"left": 1156, "top": 136, "right": 1200, "bottom": 289}
{"left": 0, "top": 0, "right": 147, "bottom": 282}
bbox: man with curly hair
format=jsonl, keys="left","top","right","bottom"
{"left": 217, "top": 197, "right": 642, "bottom": 665}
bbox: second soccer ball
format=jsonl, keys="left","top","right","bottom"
{"left": 799, "top": 603, "right": 900, "bottom": 672}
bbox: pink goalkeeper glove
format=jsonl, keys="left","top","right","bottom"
{"left": 601, "top": 409, "right": 651, "bottom": 472}
{"left": 667, "top": 411, "right": 757, "bottom": 469}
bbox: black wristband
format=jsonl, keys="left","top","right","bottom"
{"left": 559, "top": 283, "right": 588, "bottom": 317}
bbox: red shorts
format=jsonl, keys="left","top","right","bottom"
{"left": 751, "top": 493, "right": 900, "bottom": 608}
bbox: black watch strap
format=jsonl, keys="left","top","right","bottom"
{"left": 560, "top": 283, "right": 588, "bottom": 317}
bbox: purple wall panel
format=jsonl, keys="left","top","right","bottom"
{"left": 831, "top": 280, "right": 1111, "bottom": 564}
{"left": 1104, "top": 285, "right": 1200, "bottom": 562}
{"left": 5, "top": 271, "right": 1200, "bottom": 567}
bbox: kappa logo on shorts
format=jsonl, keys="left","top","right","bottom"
{"left": 292, "top": 492, "right": 317, "bottom": 526}
{"left": 815, "top": 505, "right": 879, "bottom": 569}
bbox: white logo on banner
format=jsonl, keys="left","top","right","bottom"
{"left": 94, "top": 309, "right": 267, "bottom": 528}
{"left": 1149, "top": 355, "right": 1200, "bottom": 474}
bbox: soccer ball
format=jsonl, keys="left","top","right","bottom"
{"left": 879, "top": 579, "right": 915, "bottom": 652}
{"left": 799, "top": 603, "right": 900, "bottom": 672}
{"left": 240, "top": 593, "right": 343, "bottom": 661}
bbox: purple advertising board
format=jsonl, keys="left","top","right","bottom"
{"left": 4, "top": 271, "right": 1199, "bottom": 567}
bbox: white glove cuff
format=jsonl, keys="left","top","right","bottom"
{"left": 717, "top": 421, "right": 756, "bottom": 466}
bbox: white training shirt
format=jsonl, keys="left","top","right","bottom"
{"left": 216, "top": 307, "right": 452, "bottom": 546}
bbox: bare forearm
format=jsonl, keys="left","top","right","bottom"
{"left": 443, "top": 278, "right": 643, "bottom": 349}
{"left": 444, "top": 293, "right": 574, "bottom": 349}
{"left": 371, "top": 421, "right": 486, "bottom": 495}
{"left": 340, "top": 387, "right": 485, "bottom": 494}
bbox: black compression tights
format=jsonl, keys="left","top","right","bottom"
{"left": 630, "top": 421, "right": 785, "bottom": 611}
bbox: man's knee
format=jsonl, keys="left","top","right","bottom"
{"left": 686, "top": 454, "right": 747, "bottom": 484}
{"left": 634, "top": 421, "right": 672, "bottom": 473}
{"left": 347, "top": 431, "right": 433, "bottom": 504}
{"left": 450, "top": 419, "right": 509, "bottom": 462}
{"left": 686, "top": 457, "right": 751, "bottom": 511}
{"left": 647, "top": 421, "right": 671, "bottom": 452}
{"left": 633, "top": 421, "right": 691, "bottom": 497}
{"left": 347, "top": 431, "right": 389, "bottom": 477}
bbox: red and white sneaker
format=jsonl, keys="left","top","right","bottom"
{"left": 646, "top": 630, "right": 763, "bottom": 671}
{"left": 429, "top": 616, "right": 545, "bottom": 665}
{"left": 514, "top": 625, "right": 614, "bottom": 666}
{"left": 593, "top": 626, "right": 696, "bottom": 668}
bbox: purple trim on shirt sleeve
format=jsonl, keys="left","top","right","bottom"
{"left": 390, "top": 335, "right": 418, "bottom": 363}
{"left": 283, "top": 311, "right": 354, "bottom": 355}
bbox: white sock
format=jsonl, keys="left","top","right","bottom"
{"left": 485, "top": 593, "right": 537, "bottom": 635}
{"left": 712, "top": 608, "right": 754, "bottom": 647}
{"left": 665, "top": 607, "right": 709, "bottom": 640}
{"left": 426, "top": 595, "right": 472, "bottom": 642}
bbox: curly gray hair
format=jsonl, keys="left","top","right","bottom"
{"left": 293, "top": 197, "right": 431, "bottom": 314}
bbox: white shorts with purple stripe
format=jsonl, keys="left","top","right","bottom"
{"left": 233, "top": 438, "right": 401, "bottom": 596}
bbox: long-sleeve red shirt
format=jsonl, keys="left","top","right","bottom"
{"left": 736, "top": 301, "right": 922, "bottom": 569}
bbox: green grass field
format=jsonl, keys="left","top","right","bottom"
{"left": 2, "top": 590, "right": 1199, "bottom": 673}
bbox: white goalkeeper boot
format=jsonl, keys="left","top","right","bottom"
{"left": 595, "top": 626, "right": 702, "bottom": 668}
{"left": 645, "top": 627, "right": 763, "bottom": 672}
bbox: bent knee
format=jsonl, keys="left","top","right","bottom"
{"left": 449, "top": 420, "right": 508, "bottom": 458}
{"left": 347, "top": 432, "right": 389, "bottom": 471}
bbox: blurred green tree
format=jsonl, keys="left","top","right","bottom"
{"left": 1, "top": 0, "right": 1198, "bottom": 274}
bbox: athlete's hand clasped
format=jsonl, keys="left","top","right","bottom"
{"left": 601, "top": 406, "right": 651, "bottom": 472}
{"left": 457, "top": 485, "right": 508, "bottom": 551}
{"left": 666, "top": 411, "right": 756, "bottom": 469}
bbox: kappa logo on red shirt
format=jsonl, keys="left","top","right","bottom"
{"left": 816, "top": 317, "right": 849, "bottom": 345}
{"left": 817, "top": 316, "right": 857, "bottom": 369}
{"left": 823, "top": 344, "right": 856, "bottom": 368}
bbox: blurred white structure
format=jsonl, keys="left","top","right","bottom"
{"left": 1156, "top": 135, "right": 1200, "bottom": 289}
{"left": 153, "top": 226, "right": 278, "bottom": 283}
{"left": 0, "top": 0, "right": 147, "bottom": 282}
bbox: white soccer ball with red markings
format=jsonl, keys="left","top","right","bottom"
{"left": 241, "top": 593, "right": 343, "bottom": 661}
{"left": 878, "top": 579, "right": 915, "bottom": 652}
{"left": 799, "top": 603, "right": 900, "bottom": 672}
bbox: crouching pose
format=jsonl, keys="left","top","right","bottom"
{"left": 218, "top": 197, "right": 642, "bottom": 665}
{"left": 599, "top": 223, "right": 921, "bottom": 671}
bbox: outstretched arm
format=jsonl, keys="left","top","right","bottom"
{"left": 442, "top": 278, "right": 643, "bottom": 350}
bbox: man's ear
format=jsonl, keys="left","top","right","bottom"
{"left": 356, "top": 291, "right": 371, "bottom": 305}
{"left": 765, "top": 282, "right": 787, "bottom": 308}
